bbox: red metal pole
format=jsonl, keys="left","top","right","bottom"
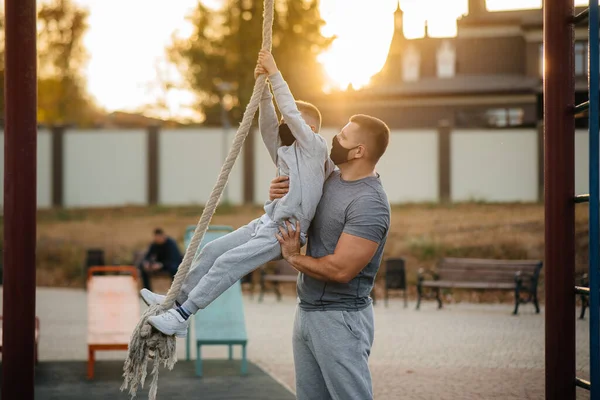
{"left": 2, "top": 0, "right": 37, "bottom": 398}
{"left": 544, "top": 0, "right": 575, "bottom": 399}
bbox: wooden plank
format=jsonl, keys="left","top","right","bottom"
{"left": 421, "top": 280, "right": 515, "bottom": 290}
{"left": 87, "top": 275, "right": 140, "bottom": 345}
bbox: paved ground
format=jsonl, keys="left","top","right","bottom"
{"left": 0, "top": 360, "right": 294, "bottom": 400}
{"left": 0, "top": 287, "right": 593, "bottom": 399}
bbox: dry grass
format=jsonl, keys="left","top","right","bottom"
{"left": 1, "top": 202, "right": 590, "bottom": 303}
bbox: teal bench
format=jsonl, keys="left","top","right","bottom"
{"left": 183, "top": 225, "right": 249, "bottom": 377}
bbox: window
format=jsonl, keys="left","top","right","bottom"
{"left": 437, "top": 40, "right": 456, "bottom": 78}
{"left": 485, "top": 108, "right": 524, "bottom": 127}
{"left": 403, "top": 44, "right": 420, "bottom": 82}
{"left": 575, "top": 42, "right": 587, "bottom": 76}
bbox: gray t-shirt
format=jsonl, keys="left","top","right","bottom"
{"left": 297, "top": 170, "right": 391, "bottom": 311}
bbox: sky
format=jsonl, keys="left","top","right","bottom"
{"left": 72, "top": 0, "right": 589, "bottom": 119}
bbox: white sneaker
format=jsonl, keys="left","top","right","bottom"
{"left": 140, "top": 289, "right": 166, "bottom": 307}
{"left": 147, "top": 309, "right": 190, "bottom": 338}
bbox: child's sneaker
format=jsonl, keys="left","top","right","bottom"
{"left": 147, "top": 309, "right": 190, "bottom": 338}
{"left": 140, "top": 289, "right": 166, "bottom": 307}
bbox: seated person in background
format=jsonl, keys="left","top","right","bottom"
{"left": 139, "top": 228, "right": 182, "bottom": 290}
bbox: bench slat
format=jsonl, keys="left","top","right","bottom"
{"left": 422, "top": 280, "right": 515, "bottom": 290}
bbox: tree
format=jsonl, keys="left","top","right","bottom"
{"left": 37, "top": 0, "right": 99, "bottom": 126}
{"left": 169, "top": 0, "right": 333, "bottom": 125}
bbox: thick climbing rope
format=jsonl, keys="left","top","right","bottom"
{"left": 120, "top": 1, "right": 274, "bottom": 398}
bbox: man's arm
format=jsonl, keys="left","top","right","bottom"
{"left": 284, "top": 230, "right": 379, "bottom": 283}
{"left": 258, "top": 84, "right": 280, "bottom": 164}
{"left": 143, "top": 243, "right": 157, "bottom": 262}
{"left": 277, "top": 194, "right": 390, "bottom": 283}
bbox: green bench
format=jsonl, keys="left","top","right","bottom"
{"left": 183, "top": 225, "right": 249, "bottom": 377}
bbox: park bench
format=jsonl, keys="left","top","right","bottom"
{"left": 0, "top": 316, "right": 40, "bottom": 365}
{"left": 416, "top": 257, "right": 543, "bottom": 315}
{"left": 259, "top": 259, "right": 298, "bottom": 302}
{"left": 183, "top": 225, "right": 248, "bottom": 376}
{"left": 87, "top": 266, "right": 140, "bottom": 379}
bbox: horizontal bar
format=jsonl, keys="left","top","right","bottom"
{"left": 575, "top": 286, "right": 590, "bottom": 296}
{"left": 572, "top": 8, "right": 590, "bottom": 24}
{"left": 575, "top": 194, "right": 590, "bottom": 203}
{"left": 574, "top": 101, "right": 590, "bottom": 117}
{"left": 576, "top": 377, "right": 591, "bottom": 390}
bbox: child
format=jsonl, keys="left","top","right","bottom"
{"left": 143, "top": 50, "right": 335, "bottom": 337}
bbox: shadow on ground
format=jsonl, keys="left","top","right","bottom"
{"left": 0, "top": 360, "right": 295, "bottom": 400}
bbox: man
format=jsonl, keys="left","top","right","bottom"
{"left": 139, "top": 228, "right": 182, "bottom": 290}
{"left": 272, "top": 114, "right": 391, "bottom": 400}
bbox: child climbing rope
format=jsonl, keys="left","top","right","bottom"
{"left": 141, "top": 49, "right": 335, "bottom": 337}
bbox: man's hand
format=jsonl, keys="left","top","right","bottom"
{"left": 258, "top": 49, "right": 279, "bottom": 76}
{"left": 276, "top": 221, "right": 301, "bottom": 261}
{"left": 269, "top": 176, "right": 289, "bottom": 201}
{"left": 254, "top": 63, "right": 267, "bottom": 80}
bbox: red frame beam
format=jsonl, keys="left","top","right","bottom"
{"left": 2, "top": 0, "right": 38, "bottom": 398}
{"left": 544, "top": 0, "right": 576, "bottom": 399}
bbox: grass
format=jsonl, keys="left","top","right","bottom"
{"left": 0, "top": 202, "right": 590, "bottom": 304}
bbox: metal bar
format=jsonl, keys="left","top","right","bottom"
{"left": 576, "top": 377, "right": 592, "bottom": 391}
{"left": 572, "top": 8, "right": 590, "bottom": 25}
{"left": 544, "top": 0, "right": 576, "bottom": 398}
{"left": 575, "top": 286, "right": 590, "bottom": 296}
{"left": 588, "top": 0, "right": 600, "bottom": 396}
{"left": 575, "top": 194, "right": 591, "bottom": 203}
{"left": 2, "top": 0, "right": 37, "bottom": 399}
{"left": 574, "top": 101, "right": 590, "bottom": 119}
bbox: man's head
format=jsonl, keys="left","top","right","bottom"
{"left": 330, "top": 114, "right": 390, "bottom": 167}
{"left": 153, "top": 228, "right": 166, "bottom": 245}
{"left": 278, "top": 101, "right": 322, "bottom": 146}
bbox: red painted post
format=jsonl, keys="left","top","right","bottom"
{"left": 544, "top": 0, "right": 576, "bottom": 399}
{"left": 2, "top": 0, "right": 38, "bottom": 398}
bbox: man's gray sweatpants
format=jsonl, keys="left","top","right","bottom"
{"left": 177, "top": 215, "right": 285, "bottom": 310}
{"left": 293, "top": 305, "right": 375, "bottom": 400}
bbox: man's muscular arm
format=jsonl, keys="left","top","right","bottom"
{"left": 277, "top": 221, "right": 378, "bottom": 283}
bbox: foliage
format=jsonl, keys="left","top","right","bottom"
{"left": 169, "top": 0, "right": 333, "bottom": 125}
{"left": 0, "top": 0, "right": 100, "bottom": 127}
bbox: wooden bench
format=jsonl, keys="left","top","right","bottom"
{"left": 0, "top": 316, "right": 40, "bottom": 364}
{"left": 87, "top": 266, "right": 140, "bottom": 379}
{"left": 416, "top": 258, "right": 543, "bottom": 315}
{"left": 259, "top": 259, "right": 298, "bottom": 302}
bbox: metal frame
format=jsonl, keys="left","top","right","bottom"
{"left": 546, "top": 0, "right": 600, "bottom": 398}
{"left": 587, "top": 0, "right": 600, "bottom": 397}
{"left": 2, "top": 0, "right": 38, "bottom": 399}
{"left": 544, "top": 0, "right": 576, "bottom": 399}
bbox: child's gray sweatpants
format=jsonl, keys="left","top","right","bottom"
{"left": 293, "top": 305, "right": 375, "bottom": 400}
{"left": 177, "top": 214, "right": 302, "bottom": 311}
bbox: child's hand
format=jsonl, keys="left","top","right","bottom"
{"left": 254, "top": 63, "right": 267, "bottom": 80}
{"left": 258, "top": 49, "right": 279, "bottom": 76}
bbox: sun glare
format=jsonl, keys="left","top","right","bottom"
{"left": 73, "top": 0, "right": 592, "bottom": 116}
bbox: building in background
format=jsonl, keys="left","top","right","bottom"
{"left": 319, "top": 0, "right": 588, "bottom": 129}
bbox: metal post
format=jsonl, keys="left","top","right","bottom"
{"left": 588, "top": 0, "right": 600, "bottom": 397}
{"left": 544, "top": 0, "right": 575, "bottom": 398}
{"left": 2, "top": 0, "right": 38, "bottom": 399}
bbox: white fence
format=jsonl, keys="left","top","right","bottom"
{"left": 0, "top": 127, "right": 591, "bottom": 208}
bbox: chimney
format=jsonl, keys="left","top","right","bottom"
{"left": 468, "top": 0, "right": 486, "bottom": 16}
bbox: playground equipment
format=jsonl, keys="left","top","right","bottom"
{"left": 544, "top": 1, "right": 599, "bottom": 399}
{"left": 87, "top": 266, "right": 140, "bottom": 379}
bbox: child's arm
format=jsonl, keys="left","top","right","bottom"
{"left": 259, "top": 50, "right": 323, "bottom": 153}
{"left": 259, "top": 84, "right": 280, "bottom": 164}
